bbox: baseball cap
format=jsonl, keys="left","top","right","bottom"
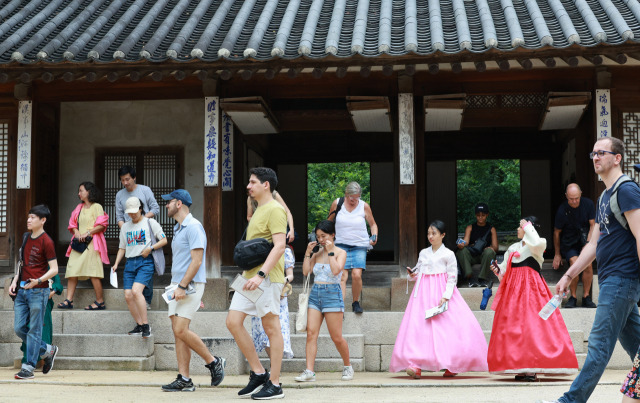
{"left": 475, "top": 203, "right": 489, "bottom": 214}
{"left": 124, "top": 197, "right": 141, "bottom": 214}
{"left": 161, "top": 189, "right": 192, "bottom": 207}
{"left": 634, "top": 164, "right": 640, "bottom": 173}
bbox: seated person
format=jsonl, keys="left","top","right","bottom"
{"left": 456, "top": 203, "right": 498, "bottom": 287}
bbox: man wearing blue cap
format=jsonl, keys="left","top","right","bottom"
{"left": 159, "top": 189, "right": 226, "bottom": 392}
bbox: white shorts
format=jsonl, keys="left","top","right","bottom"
{"left": 229, "top": 277, "right": 283, "bottom": 318}
{"left": 167, "top": 282, "right": 205, "bottom": 320}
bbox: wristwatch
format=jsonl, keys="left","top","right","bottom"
{"left": 328, "top": 252, "right": 335, "bottom": 257}
{"left": 177, "top": 284, "right": 187, "bottom": 290}
{"left": 149, "top": 245, "right": 154, "bottom": 251}
{"left": 257, "top": 270, "right": 266, "bottom": 278}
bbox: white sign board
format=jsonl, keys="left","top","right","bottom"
{"left": 222, "top": 113, "right": 233, "bottom": 191}
{"left": 17, "top": 101, "right": 32, "bottom": 189}
{"left": 596, "top": 89, "right": 611, "bottom": 138}
{"left": 204, "top": 97, "right": 219, "bottom": 187}
{"left": 399, "top": 93, "right": 415, "bottom": 185}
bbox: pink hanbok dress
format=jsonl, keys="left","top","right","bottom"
{"left": 389, "top": 245, "right": 488, "bottom": 373}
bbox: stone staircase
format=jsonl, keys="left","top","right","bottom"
{"left": 0, "top": 261, "right": 635, "bottom": 375}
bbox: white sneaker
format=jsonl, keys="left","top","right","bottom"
{"left": 341, "top": 365, "right": 354, "bottom": 381}
{"left": 146, "top": 303, "right": 151, "bottom": 310}
{"left": 294, "top": 369, "right": 316, "bottom": 382}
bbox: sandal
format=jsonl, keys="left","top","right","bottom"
{"left": 84, "top": 300, "right": 106, "bottom": 310}
{"left": 57, "top": 299, "right": 73, "bottom": 309}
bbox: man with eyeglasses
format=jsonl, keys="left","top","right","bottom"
{"left": 552, "top": 183, "right": 596, "bottom": 308}
{"left": 538, "top": 137, "right": 640, "bottom": 403}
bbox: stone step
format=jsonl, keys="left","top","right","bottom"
{"left": 51, "top": 356, "right": 155, "bottom": 371}
{"left": 256, "top": 334, "right": 364, "bottom": 359}
{"left": 258, "top": 358, "right": 365, "bottom": 373}
{"left": 54, "top": 334, "right": 154, "bottom": 357}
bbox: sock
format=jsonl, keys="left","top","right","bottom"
{"left": 181, "top": 375, "right": 191, "bottom": 382}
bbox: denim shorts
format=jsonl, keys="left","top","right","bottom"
{"left": 123, "top": 256, "right": 155, "bottom": 290}
{"left": 308, "top": 283, "right": 344, "bottom": 313}
{"left": 336, "top": 244, "right": 368, "bottom": 270}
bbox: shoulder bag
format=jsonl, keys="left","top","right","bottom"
{"left": 296, "top": 275, "right": 311, "bottom": 332}
{"left": 147, "top": 218, "right": 166, "bottom": 275}
{"left": 233, "top": 227, "right": 273, "bottom": 270}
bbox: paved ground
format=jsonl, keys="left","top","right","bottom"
{"left": 0, "top": 368, "right": 630, "bottom": 402}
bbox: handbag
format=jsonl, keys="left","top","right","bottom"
{"left": 70, "top": 235, "right": 92, "bottom": 253}
{"left": 296, "top": 275, "right": 311, "bottom": 333}
{"left": 147, "top": 218, "right": 165, "bottom": 275}
{"left": 466, "top": 228, "right": 491, "bottom": 257}
{"left": 233, "top": 227, "right": 273, "bottom": 270}
{"left": 11, "top": 232, "right": 30, "bottom": 302}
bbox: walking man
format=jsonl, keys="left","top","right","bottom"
{"left": 160, "top": 189, "right": 225, "bottom": 392}
{"left": 227, "top": 167, "right": 287, "bottom": 400}
{"left": 9, "top": 205, "right": 59, "bottom": 379}
{"left": 552, "top": 183, "right": 596, "bottom": 308}
{"left": 116, "top": 165, "right": 160, "bottom": 309}
{"left": 538, "top": 137, "right": 640, "bottom": 403}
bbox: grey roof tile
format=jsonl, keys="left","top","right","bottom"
{"left": 1, "top": 0, "right": 640, "bottom": 66}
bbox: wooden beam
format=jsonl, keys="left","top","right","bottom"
{"left": 129, "top": 70, "right": 143, "bottom": 81}
{"left": 544, "top": 57, "right": 556, "bottom": 68}
{"left": 220, "top": 69, "right": 233, "bottom": 80}
{"left": 382, "top": 65, "right": 394, "bottom": 76}
{"left": 336, "top": 66, "right": 347, "bottom": 78}
{"left": 517, "top": 59, "right": 533, "bottom": 70}
{"left": 174, "top": 70, "right": 188, "bottom": 81}
{"left": 312, "top": 67, "right": 326, "bottom": 79}
{"left": 264, "top": 67, "right": 281, "bottom": 79}
{"left": 605, "top": 53, "right": 627, "bottom": 64}
{"left": 19, "top": 72, "right": 32, "bottom": 84}
{"left": 287, "top": 68, "right": 301, "bottom": 79}
{"left": 561, "top": 56, "right": 578, "bottom": 67}
{"left": 474, "top": 61, "right": 486, "bottom": 72}
{"left": 451, "top": 62, "right": 462, "bottom": 74}
{"left": 360, "top": 66, "right": 371, "bottom": 77}
{"left": 428, "top": 64, "right": 439, "bottom": 75}
{"left": 498, "top": 60, "right": 510, "bottom": 71}
{"left": 151, "top": 71, "right": 165, "bottom": 81}
{"left": 241, "top": 69, "right": 255, "bottom": 81}
{"left": 41, "top": 72, "right": 55, "bottom": 83}
{"left": 584, "top": 55, "right": 603, "bottom": 65}
{"left": 106, "top": 71, "right": 120, "bottom": 82}
{"left": 405, "top": 64, "right": 416, "bottom": 76}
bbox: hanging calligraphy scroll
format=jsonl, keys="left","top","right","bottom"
{"left": 204, "top": 97, "right": 219, "bottom": 187}
{"left": 221, "top": 114, "right": 233, "bottom": 191}
{"left": 596, "top": 89, "right": 611, "bottom": 138}
{"left": 17, "top": 101, "right": 32, "bottom": 189}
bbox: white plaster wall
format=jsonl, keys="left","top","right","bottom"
{"left": 58, "top": 99, "right": 205, "bottom": 237}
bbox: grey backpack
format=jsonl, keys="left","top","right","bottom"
{"left": 598, "top": 174, "right": 639, "bottom": 230}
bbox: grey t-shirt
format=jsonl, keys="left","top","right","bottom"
{"left": 119, "top": 217, "right": 165, "bottom": 258}
{"left": 115, "top": 184, "right": 160, "bottom": 223}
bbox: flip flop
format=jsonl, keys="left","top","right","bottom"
{"left": 57, "top": 299, "right": 73, "bottom": 309}
{"left": 84, "top": 300, "right": 105, "bottom": 310}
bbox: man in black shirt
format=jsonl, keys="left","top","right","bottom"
{"left": 456, "top": 203, "right": 498, "bottom": 287}
{"left": 552, "top": 183, "right": 596, "bottom": 308}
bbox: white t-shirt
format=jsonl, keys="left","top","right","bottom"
{"left": 119, "top": 217, "right": 165, "bottom": 258}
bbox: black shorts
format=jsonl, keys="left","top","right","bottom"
{"left": 561, "top": 243, "right": 583, "bottom": 261}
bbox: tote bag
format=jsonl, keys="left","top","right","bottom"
{"left": 147, "top": 219, "right": 166, "bottom": 275}
{"left": 296, "top": 275, "right": 311, "bottom": 332}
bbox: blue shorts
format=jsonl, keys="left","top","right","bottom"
{"left": 123, "top": 256, "right": 155, "bottom": 290}
{"left": 308, "top": 283, "right": 344, "bottom": 313}
{"left": 336, "top": 244, "right": 367, "bottom": 270}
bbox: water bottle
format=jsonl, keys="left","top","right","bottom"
{"left": 539, "top": 294, "right": 564, "bottom": 320}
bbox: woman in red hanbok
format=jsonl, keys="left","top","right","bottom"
{"left": 488, "top": 217, "right": 578, "bottom": 381}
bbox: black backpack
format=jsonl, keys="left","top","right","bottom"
{"left": 327, "top": 197, "right": 345, "bottom": 220}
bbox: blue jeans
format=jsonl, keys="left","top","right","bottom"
{"left": 143, "top": 275, "right": 153, "bottom": 305}
{"left": 559, "top": 275, "right": 640, "bottom": 403}
{"left": 14, "top": 287, "right": 51, "bottom": 371}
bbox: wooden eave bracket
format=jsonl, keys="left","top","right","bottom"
{"left": 539, "top": 91, "right": 592, "bottom": 130}
{"left": 423, "top": 93, "right": 467, "bottom": 132}
{"left": 220, "top": 96, "right": 279, "bottom": 134}
{"left": 346, "top": 96, "right": 392, "bottom": 132}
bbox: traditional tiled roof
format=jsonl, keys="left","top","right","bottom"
{"left": 1, "top": 0, "right": 640, "bottom": 65}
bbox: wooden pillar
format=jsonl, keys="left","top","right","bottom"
{"left": 202, "top": 79, "right": 222, "bottom": 278}
{"left": 398, "top": 77, "right": 418, "bottom": 268}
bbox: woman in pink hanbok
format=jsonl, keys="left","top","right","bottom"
{"left": 390, "top": 220, "right": 488, "bottom": 378}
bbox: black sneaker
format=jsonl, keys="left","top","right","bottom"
{"left": 468, "top": 279, "right": 480, "bottom": 288}
{"left": 238, "top": 370, "right": 270, "bottom": 397}
{"left": 205, "top": 356, "right": 226, "bottom": 386}
{"left": 352, "top": 301, "right": 364, "bottom": 314}
{"left": 251, "top": 380, "right": 284, "bottom": 400}
{"left": 42, "top": 345, "right": 58, "bottom": 374}
{"left": 477, "top": 279, "right": 488, "bottom": 288}
{"left": 565, "top": 296, "right": 577, "bottom": 308}
{"left": 162, "top": 374, "right": 195, "bottom": 392}
{"left": 15, "top": 368, "right": 34, "bottom": 379}
{"left": 582, "top": 296, "right": 597, "bottom": 308}
{"left": 128, "top": 324, "right": 143, "bottom": 336}
{"left": 141, "top": 324, "right": 151, "bottom": 338}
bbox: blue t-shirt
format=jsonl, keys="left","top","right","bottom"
{"left": 170, "top": 213, "right": 207, "bottom": 283}
{"left": 595, "top": 177, "right": 640, "bottom": 282}
{"left": 554, "top": 197, "right": 595, "bottom": 247}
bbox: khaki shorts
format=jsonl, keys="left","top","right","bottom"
{"left": 229, "top": 277, "right": 283, "bottom": 318}
{"left": 167, "top": 282, "right": 205, "bottom": 320}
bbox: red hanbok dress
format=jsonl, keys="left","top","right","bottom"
{"left": 487, "top": 223, "right": 578, "bottom": 375}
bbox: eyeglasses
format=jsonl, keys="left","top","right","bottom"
{"left": 347, "top": 195, "right": 361, "bottom": 202}
{"left": 589, "top": 150, "right": 618, "bottom": 159}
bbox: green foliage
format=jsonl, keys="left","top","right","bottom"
{"left": 307, "top": 162, "right": 371, "bottom": 234}
{"left": 457, "top": 160, "right": 521, "bottom": 233}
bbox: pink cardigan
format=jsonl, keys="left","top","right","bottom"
{"left": 65, "top": 203, "right": 110, "bottom": 264}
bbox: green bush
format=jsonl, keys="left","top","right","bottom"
{"left": 457, "top": 160, "right": 521, "bottom": 233}
{"left": 307, "top": 162, "right": 370, "bottom": 233}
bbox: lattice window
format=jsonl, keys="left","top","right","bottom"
{"left": 96, "top": 148, "right": 184, "bottom": 239}
{"left": 467, "top": 95, "right": 498, "bottom": 109}
{"left": 0, "top": 123, "right": 7, "bottom": 233}
{"left": 623, "top": 112, "right": 640, "bottom": 181}
{"left": 501, "top": 93, "right": 546, "bottom": 108}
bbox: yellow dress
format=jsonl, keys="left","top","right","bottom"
{"left": 65, "top": 203, "right": 105, "bottom": 280}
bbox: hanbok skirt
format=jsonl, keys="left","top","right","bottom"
{"left": 488, "top": 265, "right": 578, "bottom": 374}
{"left": 389, "top": 273, "right": 488, "bottom": 373}
{"left": 250, "top": 296, "right": 294, "bottom": 359}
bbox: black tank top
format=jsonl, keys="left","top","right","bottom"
{"left": 469, "top": 223, "right": 492, "bottom": 244}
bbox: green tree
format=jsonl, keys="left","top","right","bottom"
{"left": 457, "top": 160, "right": 521, "bottom": 234}
{"left": 307, "top": 162, "right": 371, "bottom": 233}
